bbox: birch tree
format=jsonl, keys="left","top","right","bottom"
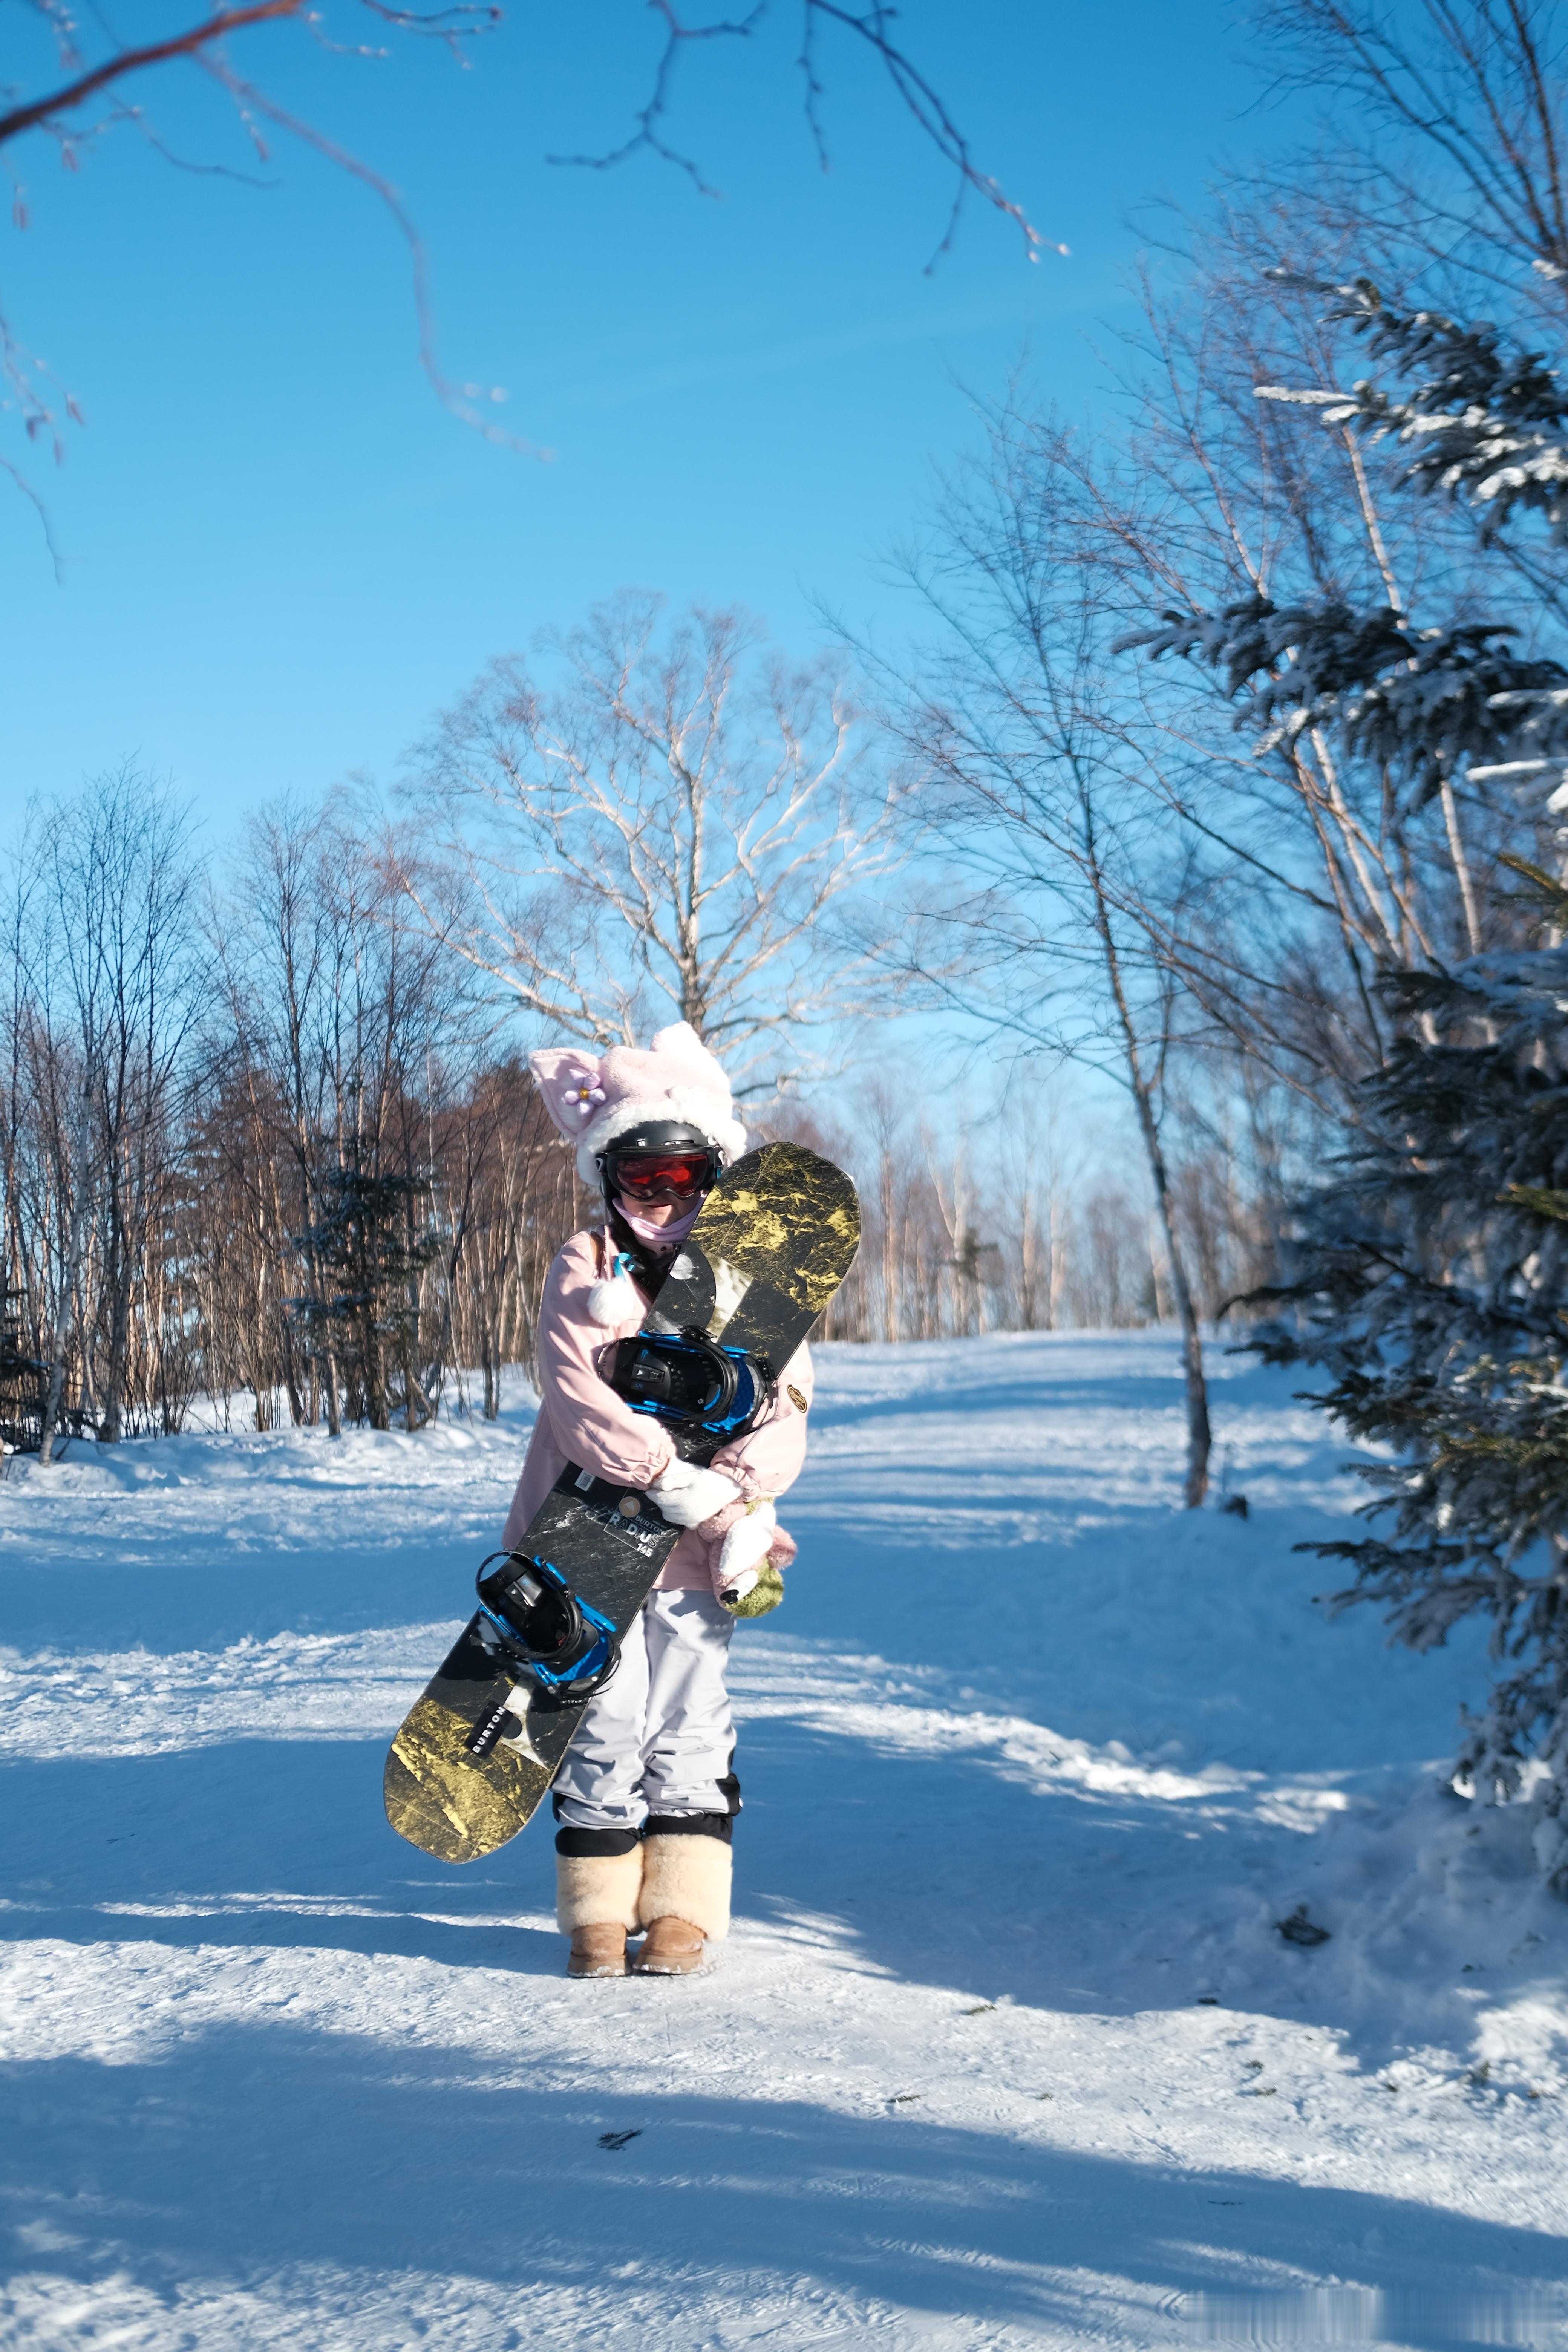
{"left": 20, "top": 773, "right": 197, "bottom": 1459}
{"left": 869, "top": 441, "right": 1219, "bottom": 1504}
{"left": 397, "top": 596, "right": 907, "bottom": 1092}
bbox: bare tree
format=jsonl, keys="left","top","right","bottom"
{"left": 208, "top": 796, "right": 469, "bottom": 1432}
{"left": 205, "top": 798, "right": 337, "bottom": 1428}
{"left": 865, "top": 441, "right": 1217, "bottom": 1502}
{"left": 397, "top": 596, "right": 907, "bottom": 1093}
{"left": 14, "top": 772, "right": 198, "bottom": 1459}
{"left": 430, "top": 1055, "right": 583, "bottom": 1413}
{"left": 996, "top": 1085, "right": 1081, "bottom": 1331}
{"left": 1255, "top": 0, "right": 1568, "bottom": 299}
{"left": 1068, "top": 1182, "right": 1148, "bottom": 1330}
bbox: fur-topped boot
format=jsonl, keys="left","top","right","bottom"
{"left": 632, "top": 1831, "right": 732, "bottom": 1975}
{"left": 557, "top": 1847, "right": 644, "bottom": 1978}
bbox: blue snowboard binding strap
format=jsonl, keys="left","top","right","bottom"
{"left": 474, "top": 1553, "right": 620, "bottom": 1699}
{"left": 602, "top": 1327, "right": 775, "bottom": 1442}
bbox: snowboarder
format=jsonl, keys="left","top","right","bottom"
{"left": 507, "top": 1023, "right": 811, "bottom": 1979}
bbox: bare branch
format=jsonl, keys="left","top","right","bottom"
{"left": 0, "top": 1, "right": 306, "bottom": 152}
{"left": 550, "top": 0, "right": 1059, "bottom": 269}
{"left": 398, "top": 597, "right": 910, "bottom": 1090}
{"left": 547, "top": 1, "right": 765, "bottom": 197}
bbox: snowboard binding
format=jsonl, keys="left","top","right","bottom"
{"left": 603, "top": 1328, "right": 774, "bottom": 1442}
{"left": 473, "top": 1554, "right": 620, "bottom": 1701}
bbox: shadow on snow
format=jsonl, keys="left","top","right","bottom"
{"left": 3, "top": 2021, "right": 1565, "bottom": 2344}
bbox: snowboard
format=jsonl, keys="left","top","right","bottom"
{"left": 383, "top": 1141, "right": 859, "bottom": 1863}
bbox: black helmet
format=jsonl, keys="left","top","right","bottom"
{"left": 596, "top": 1120, "right": 721, "bottom": 1203}
{"left": 598, "top": 1119, "right": 713, "bottom": 1160}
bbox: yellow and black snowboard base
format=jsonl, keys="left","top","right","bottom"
{"left": 383, "top": 1142, "right": 859, "bottom": 1863}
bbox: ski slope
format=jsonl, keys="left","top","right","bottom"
{"left": 3, "top": 1331, "right": 1567, "bottom": 2350}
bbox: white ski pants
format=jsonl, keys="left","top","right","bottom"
{"left": 553, "top": 1587, "right": 738, "bottom": 1834}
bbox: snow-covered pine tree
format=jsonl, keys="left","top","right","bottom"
{"left": 1256, "top": 274, "right": 1568, "bottom": 548}
{"left": 1246, "top": 874, "right": 1568, "bottom": 1880}
{"left": 1129, "top": 278, "right": 1568, "bottom": 805}
{"left": 1124, "top": 278, "right": 1568, "bottom": 1876}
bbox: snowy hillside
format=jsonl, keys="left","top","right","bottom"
{"left": 3, "top": 1332, "right": 1568, "bottom": 2349}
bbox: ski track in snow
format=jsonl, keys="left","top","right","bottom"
{"left": 2, "top": 1334, "right": 1568, "bottom": 2348}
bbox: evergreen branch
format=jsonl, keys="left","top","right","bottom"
{"left": 1499, "top": 1182, "right": 1568, "bottom": 1222}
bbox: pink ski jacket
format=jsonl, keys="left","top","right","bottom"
{"left": 501, "top": 1227, "right": 814, "bottom": 1589}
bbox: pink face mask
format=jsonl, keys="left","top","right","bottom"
{"left": 616, "top": 1199, "right": 704, "bottom": 1244}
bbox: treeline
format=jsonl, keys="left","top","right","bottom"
{"left": 795, "top": 1103, "right": 1269, "bottom": 1345}
{"left": 0, "top": 784, "right": 588, "bottom": 1458}
{"left": 0, "top": 762, "right": 1271, "bottom": 1452}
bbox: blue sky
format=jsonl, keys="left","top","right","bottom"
{"left": 0, "top": 2, "right": 1301, "bottom": 839}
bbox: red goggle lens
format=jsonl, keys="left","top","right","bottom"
{"left": 611, "top": 1153, "right": 711, "bottom": 1195}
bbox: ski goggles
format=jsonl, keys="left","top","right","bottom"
{"left": 604, "top": 1149, "right": 717, "bottom": 1200}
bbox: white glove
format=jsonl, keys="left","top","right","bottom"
{"left": 646, "top": 1459, "right": 742, "bottom": 1529}
{"left": 716, "top": 1502, "right": 777, "bottom": 1603}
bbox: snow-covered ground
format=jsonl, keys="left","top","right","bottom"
{"left": 3, "top": 1331, "right": 1567, "bottom": 2349}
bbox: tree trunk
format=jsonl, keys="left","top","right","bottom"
{"left": 39, "top": 1101, "right": 93, "bottom": 1468}
{"left": 281, "top": 1319, "right": 306, "bottom": 1428}
{"left": 880, "top": 1151, "right": 897, "bottom": 1342}
{"left": 1092, "top": 866, "right": 1211, "bottom": 1508}
{"left": 1048, "top": 1194, "right": 1066, "bottom": 1332}
{"left": 1019, "top": 1190, "right": 1038, "bottom": 1329}
{"left": 100, "top": 1166, "right": 132, "bottom": 1446}
{"left": 365, "top": 1294, "right": 388, "bottom": 1431}
{"left": 1133, "top": 1077, "right": 1211, "bottom": 1508}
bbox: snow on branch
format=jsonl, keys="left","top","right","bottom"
{"left": 1119, "top": 592, "right": 1568, "bottom": 800}
{"left": 1253, "top": 271, "right": 1568, "bottom": 541}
